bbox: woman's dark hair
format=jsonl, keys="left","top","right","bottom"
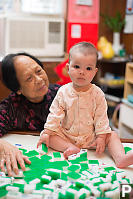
{"left": 1, "top": 52, "right": 44, "bottom": 92}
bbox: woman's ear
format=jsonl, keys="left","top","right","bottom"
{"left": 17, "top": 90, "right": 22, "bottom": 95}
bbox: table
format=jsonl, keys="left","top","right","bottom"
{"left": 1, "top": 133, "right": 133, "bottom": 198}
{"left": 1, "top": 133, "right": 133, "bottom": 178}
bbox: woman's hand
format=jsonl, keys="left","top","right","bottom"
{"left": 0, "top": 140, "right": 31, "bottom": 177}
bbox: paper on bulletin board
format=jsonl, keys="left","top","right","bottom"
{"left": 76, "top": 0, "right": 93, "bottom": 6}
{"left": 71, "top": 24, "right": 81, "bottom": 38}
{"left": 126, "top": 0, "right": 133, "bottom": 14}
{"left": 124, "top": 15, "right": 133, "bottom": 33}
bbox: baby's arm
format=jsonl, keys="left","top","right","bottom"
{"left": 88, "top": 134, "right": 107, "bottom": 154}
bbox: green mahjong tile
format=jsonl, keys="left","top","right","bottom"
{"left": 53, "top": 152, "right": 62, "bottom": 158}
{"left": 67, "top": 171, "right": 81, "bottom": 180}
{"left": 69, "top": 184, "right": 80, "bottom": 191}
{"left": 36, "top": 182, "right": 46, "bottom": 190}
{"left": 69, "top": 156, "right": 86, "bottom": 164}
{"left": 24, "top": 150, "right": 39, "bottom": 157}
{"left": 58, "top": 192, "right": 66, "bottom": 199}
{"left": 60, "top": 171, "right": 68, "bottom": 181}
{"left": 43, "top": 187, "right": 54, "bottom": 192}
{"left": 23, "top": 168, "right": 45, "bottom": 183}
{"left": 42, "top": 143, "right": 48, "bottom": 153}
{"left": 104, "top": 166, "right": 116, "bottom": 172}
{"left": 93, "top": 181, "right": 104, "bottom": 186}
{"left": 80, "top": 163, "right": 89, "bottom": 171}
{"left": 47, "top": 169, "right": 61, "bottom": 180}
{"left": 40, "top": 154, "right": 52, "bottom": 161}
{"left": 124, "top": 146, "right": 132, "bottom": 154}
{"left": 100, "top": 173, "right": 108, "bottom": 178}
{"left": 111, "top": 173, "right": 117, "bottom": 182}
{"left": 75, "top": 181, "right": 85, "bottom": 188}
{"left": 88, "top": 160, "right": 99, "bottom": 165}
{"left": 0, "top": 189, "right": 8, "bottom": 198}
{"left": 12, "top": 183, "right": 24, "bottom": 193}
{"left": 79, "top": 193, "right": 86, "bottom": 199}
{"left": 41, "top": 174, "right": 51, "bottom": 184}
{"left": 65, "top": 190, "right": 75, "bottom": 199}
{"left": 50, "top": 160, "right": 69, "bottom": 170}
{"left": 80, "top": 151, "right": 87, "bottom": 159}
{"left": 67, "top": 164, "right": 80, "bottom": 172}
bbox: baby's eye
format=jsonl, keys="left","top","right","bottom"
{"left": 74, "top": 65, "right": 80, "bottom": 69}
{"left": 86, "top": 67, "right": 92, "bottom": 71}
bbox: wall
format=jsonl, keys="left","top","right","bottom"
{"left": 99, "top": 0, "right": 133, "bottom": 55}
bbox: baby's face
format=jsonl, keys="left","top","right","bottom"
{"left": 68, "top": 51, "right": 98, "bottom": 91}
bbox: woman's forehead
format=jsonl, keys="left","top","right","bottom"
{"left": 14, "top": 55, "right": 39, "bottom": 77}
{"left": 14, "top": 55, "right": 35, "bottom": 65}
{"left": 14, "top": 56, "right": 38, "bottom": 70}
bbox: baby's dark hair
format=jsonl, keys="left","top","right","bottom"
{"left": 1, "top": 52, "right": 44, "bottom": 92}
{"left": 69, "top": 42, "right": 98, "bottom": 65}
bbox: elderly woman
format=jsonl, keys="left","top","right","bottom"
{"left": 0, "top": 52, "right": 60, "bottom": 176}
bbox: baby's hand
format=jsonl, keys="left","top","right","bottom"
{"left": 88, "top": 134, "right": 106, "bottom": 154}
{"left": 37, "top": 130, "right": 50, "bottom": 148}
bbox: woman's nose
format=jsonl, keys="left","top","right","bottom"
{"left": 35, "top": 75, "right": 42, "bottom": 83}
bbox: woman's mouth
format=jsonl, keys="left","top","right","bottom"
{"left": 38, "top": 84, "right": 47, "bottom": 91}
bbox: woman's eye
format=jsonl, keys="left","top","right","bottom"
{"left": 86, "top": 67, "right": 92, "bottom": 71}
{"left": 74, "top": 65, "right": 80, "bottom": 69}
{"left": 26, "top": 76, "right": 32, "bottom": 82}
{"left": 37, "top": 69, "right": 42, "bottom": 73}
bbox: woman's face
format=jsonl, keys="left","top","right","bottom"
{"left": 14, "top": 55, "right": 49, "bottom": 103}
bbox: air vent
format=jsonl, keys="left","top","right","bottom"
{"left": 9, "top": 20, "right": 45, "bottom": 48}
{"left": 0, "top": 15, "right": 65, "bottom": 57}
{"left": 48, "top": 22, "right": 61, "bottom": 43}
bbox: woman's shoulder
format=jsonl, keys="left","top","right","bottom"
{"left": 0, "top": 92, "right": 20, "bottom": 104}
{"left": 49, "top": 84, "right": 61, "bottom": 91}
{"left": 48, "top": 84, "right": 61, "bottom": 94}
{"left": 46, "top": 84, "right": 61, "bottom": 99}
{"left": 0, "top": 92, "right": 25, "bottom": 112}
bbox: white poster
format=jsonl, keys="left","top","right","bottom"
{"left": 124, "top": 0, "right": 133, "bottom": 33}
{"left": 21, "top": 0, "right": 64, "bottom": 15}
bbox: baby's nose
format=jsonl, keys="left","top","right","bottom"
{"left": 79, "top": 69, "right": 84, "bottom": 74}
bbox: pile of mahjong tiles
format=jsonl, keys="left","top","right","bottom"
{"left": 0, "top": 144, "right": 133, "bottom": 199}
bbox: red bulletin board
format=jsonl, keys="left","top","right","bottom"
{"left": 67, "top": 0, "right": 99, "bottom": 52}
{"left": 67, "top": 0, "right": 99, "bottom": 24}
{"left": 67, "top": 23, "right": 99, "bottom": 52}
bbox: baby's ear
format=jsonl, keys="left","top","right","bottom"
{"left": 66, "top": 63, "right": 69, "bottom": 71}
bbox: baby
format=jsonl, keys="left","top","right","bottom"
{"left": 37, "top": 42, "right": 133, "bottom": 168}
